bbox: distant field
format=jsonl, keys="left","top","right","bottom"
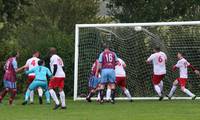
{"left": 0, "top": 96, "right": 200, "bottom": 120}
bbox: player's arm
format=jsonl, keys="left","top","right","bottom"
{"left": 12, "top": 60, "right": 25, "bottom": 73}
{"left": 52, "top": 64, "right": 58, "bottom": 76}
{"left": 47, "top": 68, "right": 53, "bottom": 78}
{"left": 187, "top": 62, "right": 200, "bottom": 75}
{"left": 25, "top": 67, "right": 36, "bottom": 74}
{"left": 114, "top": 53, "right": 119, "bottom": 65}
{"left": 95, "top": 53, "right": 102, "bottom": 77}
{"left": 146, "top": 54, "right": 154, "bottom": 64}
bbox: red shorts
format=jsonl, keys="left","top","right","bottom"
{"left": 152, "top": 74, "right": 165, "bottom": 85}
{"left": 177, "top": 78, "right": 187, "bottom": 87}
{"left": 116, "top": 77, "right": 126, "bottom": 88}
{"left": 27, "top": 75, "right": 35, "bottom": 85}
{"left": 49, "top": 77, "right": 65, "bottom": 89}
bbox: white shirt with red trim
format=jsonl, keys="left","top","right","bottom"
{"left": 25, "top": 57, "right": 40, "bottom": 76}
{"left": 175, "top": 58, "right": 190, "bottom": 78}
{"left": 50, "top": 54, "right": 65, "bottom": 78}
{"left": 115, "top": 58, "right": 126, "bottom": 77}
{"left": 147, "top": 51, "right": 167, "bottom": 75}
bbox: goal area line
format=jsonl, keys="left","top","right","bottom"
{"left": 74, "top": 97, "right": 200, "bottom": 101}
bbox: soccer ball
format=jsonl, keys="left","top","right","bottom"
{"left": 134, "top": 26, "right": 142, "bottom": 31}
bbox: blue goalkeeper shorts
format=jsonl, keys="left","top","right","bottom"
{"left": 88, "top": 76, "right": 100, "bottom": 89}
{"left": 28, "top": 80, "right": 48, "bottom": 91}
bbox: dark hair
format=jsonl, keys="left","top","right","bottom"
{"left": 11, "top": 51, "right": 18, "bottom": 57}
{"left": 103, "top": 43, "right": 109, "bottom": 49}
{"left": 178, "top": 51, "right": 185, "bottom": 57}
{"left": 49, "top": 47, "right": 57, "bottom": 55}
{"left": 38, "top": 60, "right": 44, "bottom": 66}
{"left": 32, "top": 50, "right": 39, "bottom": 55}
{"left": 154, "top": 47, "right": 161, "bottom": 52}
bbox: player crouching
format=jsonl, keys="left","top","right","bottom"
{"left": 22, "top": 60, "right": 51, "bottom": 105}
{"left": 167, "top": 52, "right": 199, "bottom": 100}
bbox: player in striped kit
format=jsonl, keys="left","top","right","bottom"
{"left": 146, "top": 47, "right": 167, "bottom": 101}
{"left": 167, "top": 52, "right": 199, "bottom": 100}
{"left": 0, "top": 52, "right": 25, "bottom": 105}
{"left": 96, "top": 44, "right": 118, "bottom": 104}
{"left": 48, "top": 47, "right": 66, "bottom": 110}
{"left": 25, "top": 51, "right": 44, "bottom": 104}
{"left": 86, "top": 59, "right": 101, "bottom": 102}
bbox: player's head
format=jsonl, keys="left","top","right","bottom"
{"left": 32, "top": 50, "right": 40, "bottom": 58}
{"left": 11, "top": 51, "right": 20, "bottom": 58}
{"left": 38, "top": 60, "right": 45, "bottom": 66}
{"left": 177, "top": 51, "right": 185, "bottom": 59}
{"left": 103, "top": 43, "right": 110, "bottom": 50}
{"left": 49, "top": 47, "right": 57, "bottom": 56}
{"left": 153, "top": 47, "right": 160, "bottom": 53}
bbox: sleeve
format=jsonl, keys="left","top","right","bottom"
{"left": 51, "top": 56, "right": 58, "bottom": 65}
{"left": 25, "top": 67, "right": 35, "bottom": 74}
{"left": 12, "top": 59, "right": 18, "bottom": 71}
{"left": 47, "top": 68, "right": 53, "bottom": 77}
{"left": 98, "top": 53, "right": 103, "bottom": 63}
{"left": 175, "top": 61, "right": 181, "bottom": 68}
{"left": 147, "top": 54, "right": 154, "bottom": 62}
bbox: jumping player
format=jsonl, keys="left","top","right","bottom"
{"left": 22, "top": 60, "right": 51, "bottom": 105}
{"left": 167, "top": 52, "right": 199, "bottom": 100}
{"left": 25, "top": 51, "right": 44, "bottom": 104}
{"left": 0, "top": 52, "right": 25, "bottom": 105}
{"left": 146, "top": 47, "right": 167, "bottom": 101}
{"left": 48, "top": 47, "right": 66, "bottom": 110}
{"left": 86, "top": 59, "right": 100, "bottom": 102}
{"left": 106, "top": 58, "right": 132, "bottom": 102}
{"left": 96, "top": 44, "right": 118, "bottom": 104}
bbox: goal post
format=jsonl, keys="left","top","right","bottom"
{"left": 74, "top": 21, "right": 200, "bottom": 101}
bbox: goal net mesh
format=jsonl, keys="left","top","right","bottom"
{"left": 75, "top": 24, "right": 200, "bottom": 99}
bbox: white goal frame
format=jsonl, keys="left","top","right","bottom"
{"left": 74, "top": 21, "right": 200, "bottom": 101}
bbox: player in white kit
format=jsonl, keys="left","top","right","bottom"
{"left": 106, "top": 58, "right": 132, "bottom": 102}
{"left": 146, "top": 47, "right": 167, "bottom": 101}
{"left": 167, "top": 52, "right": 199, "bottom": 100}
{"left": 25, "top": 51, "right": 44, "bottom": 104}
{"left": 48, "top": 47, "right": 66, "bottom": 110}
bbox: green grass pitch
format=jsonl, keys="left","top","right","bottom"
{"left": 0, "top": 96, "right": 200, "bottom": 120}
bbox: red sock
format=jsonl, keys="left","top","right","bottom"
{"left": 0, "top": 88, "right": 9, "bottom": 101}
{"left": 9, "top": 89, "right": 17, "bottom": 105}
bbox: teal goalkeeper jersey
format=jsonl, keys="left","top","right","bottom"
{"left": 25, "top": 66, "right": 52, "bottom": 81}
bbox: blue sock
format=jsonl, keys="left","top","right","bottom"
{"left": 45, "top": 90, "right": 50, "bottom": 103}
{"left": 25, "top": 89, "right": 31, "bottom": 101}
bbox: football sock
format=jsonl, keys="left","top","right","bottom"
{"left": 87, "top": 92, "right": 94, "bottom": 99}
{"left": 38, "top": 87, "right": 43, "bottom": 97}
{"left": 45, "top": 90, "right": 50, "bottom": 103}
{"left": 25, "top": 89, "right": 31, "bottom": 101}
{"left": 9, "top": 89, "right": 17, "bottom": 104}
{"left": 168, "top": 85, "right": 177, "bottom": 97}
{"left": 111, "top": 89, "right": 116, "bottom": 100}
{"left": 159, "top": 81, "right": 164, "bottom": 92}
{"left": 0, "top": 89, "right": 9, "bottom": 100}
{"left": 100, "top": 90, "right": 104, "bottom": 101}
{"left": 59, "top": 91, "right": 66, "bottom": 107}
{"left": 183, "top": 88, "right": 195, "bottom": 97}
{"left": 154, "top": 85, "right": 162, "bottom": 96}
{"left": 124, "top": 88, "right": 132, "bottom": 99}
{"left": 97, "top": 92, "right": 100, "bottom": 100}
{"left": 49, "top": 89, "right": 59, "bottom": 105}
{"left": 106, "top": 89, "right": 111, "bottom": 100}
{"left": 30, "top": 90, "right": 34, "bottom": 102}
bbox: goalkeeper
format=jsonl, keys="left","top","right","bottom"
{"left": 22, "top": 60, "right": 51, "bottom": 105}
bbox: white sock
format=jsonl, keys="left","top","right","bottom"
{"left": 97, "top": 92, "right": 100, "bottom": 100}
{"left": 154, "top": 85, "right": 162, "bottom": 96}
{"left": 159, "top": 81, "right": 163, "bottom": 92}
{"left": 30, "top": 90, "right": 34, "bottom": 102}
{"left": 183, "top": 88, "right": 195, "bottom": 97}
{"left": 38, "top": 87, "right": 43, "bottom": 97}
{"left": 59, "top": 91, "right": 66, "bottom": 107}
{"left": 49, "top": 89, "right": 59, "bottom": 105}
{"left": 124, "top": 88, "right": 132, "bottom": 99}
{"left": 106, "top": 89, "right": 111, "bottom": 100}
{"left": 168, "top": 85, "right": 177, "bottom": 97}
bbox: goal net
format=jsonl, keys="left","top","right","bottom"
{"left": 74, "top": 21, "right": 200, "bottom": 100}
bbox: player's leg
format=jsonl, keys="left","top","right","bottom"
{"left": 41, "top": 83, "right": 50, "bottom": 104}
{"left": 37, "top": 87, "right": 43, "bottom": 104}
{"left": 23, "top": 81, "right": 38, "bottom": 105}
{"left": 118, "top": 77, "right": 132, "bottom": 101}
{"left": 179, "top": 79, "right": 196, "bottom": 99}
{"left": 109, "top": 69, "right": 116, "bottom": 104}
{"left": 58, "top": 78, "right": 66, "bottom": 109}
{"left": 167, "top": 79, "right": 178, "bottom": 99}
{"left": 8, "top": 82, "right": 17, "bottom": 105}
{"left": 49, "top": 78, "right": 60, "bottom": 109}
{"left": 86, "top": 76, "right": 97, "bottom": 102}
{"left": 0, "top": 80, "right": 10, "bottom": 103}
{"left": 158, "top": 80, "right": 164, "bottom": 93}
{"left": 152, "top": 75, "right": 163, "bottom": 100}
{"left": 27, "top": 76, "right": 35, "bottom": 104}
{"left": 106, "top": 86, "right": 111, "bottom": 101}
{"left": 98, "top": 69, "right": 107, "bottom": 103}
{"left": 29, "top": 90, "right": 34, "bottom": 103}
